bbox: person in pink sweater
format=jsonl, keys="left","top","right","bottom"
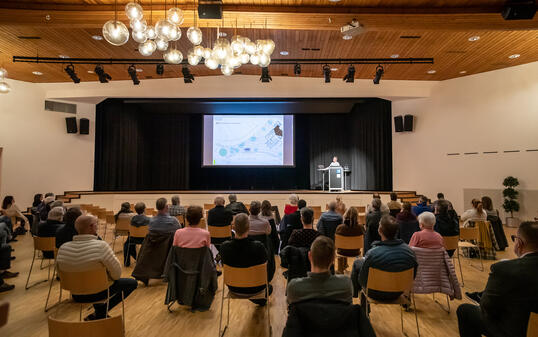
{"left": 409, "top": 211, "right": 444, "bottom": 249}
{"left": 173, "top": 206, "right": 210, "bottom": 249}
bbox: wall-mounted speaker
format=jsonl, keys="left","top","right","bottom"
{"left": 79, "top": 118, "right": 89, "bottom": 135}
{"left": 394, "top": 115, "right": 403, "bottom": 132}
{"left": 198, "top": 1, "right": 223, "bottom": 19}
{"left": 502, "top": 1, "right": 536, "bottom": 20}
{"left": 65, "top": 117, "right": 77, "bottom": 133}
{"left": 404, "top": 114, "right": 414, "bottom": 132}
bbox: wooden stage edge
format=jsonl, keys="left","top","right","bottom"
{"left": 64, "top": 189, "right": 417, "bottom": 195}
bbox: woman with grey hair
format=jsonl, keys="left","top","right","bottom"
{"left": 38, "top": 206, "right": 65, "bottom": 258}
{"left": 409, "top": 211, "right": 444, "bottom": 249}
{"left": 284, "top": 194, "right": 299, "bottom": 215}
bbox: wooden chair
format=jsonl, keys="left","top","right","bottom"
{"left": 25, "top": 236, "right": 56, "bottom": 289}
{"left": 361, "top": 268, "right": 420, "bottom": 337}
{"left": 528, "top": 312, "right": 538, "bottom": 337}
{"left": 358, "top": 215, "right": 366, "bottom": 225}
{"left": 311, "top": 206, "right": 322, "bottom": 222}
{"left": 112, "top": 216, "right": 133, "bottom": 252}
{"left": 204, "top": 203, "right": 214, "bottom": 211}
{"left": 357, "top": 206, "right": 366, "bottom": 213}
{"left": 443, "top": 235, "right": 463, "bottom": 286}
{"left": 335, "top": 234, "right": 364, "bottom": 258}
{"left": 208, "top": 224, "right": 232, "bottom": 245}
{"left": 219, "top": 263, "right": 271, "bottom": 337}
{"left": 458, "top": 226, "right": 483, "bottom": 273}
{"left": 126, "top": 225, "right": 149, "bottom": 262}
{"left": 48, "top": 315, "right": 124, "bottom": 337}
{"left": 199, "top": 217, "right": 207, "bottom": 229}
{"left": 104, "top": 214, "right": 116, "bottom": 241}
{"left": 175, "top": 214, "right": 185, "bottom": 227}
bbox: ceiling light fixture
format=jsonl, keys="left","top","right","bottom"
{"left": 0, "top": 68, "right": 10, "bottom": 94}
{"left": 0, "top": 68, "right": 7, "bottom": 78}
{"left": 128, "top": 64, "right": 141, "bottom": 85}
{"left": 87, "top": 70, "right": 94, "bottom": 74}
{"left": 32, "top": 71, "right": 43, "bottom": 75}
{"left": 280, "top": 51, "right": 289, "bottom": 56}
{"left": 468, "top": 36, "right": 480, "bottom": 42}
{"left": 102, "top": 0, "right": 129, "bottom": 46}
{"left": 294, "top": 63, "right": 301, "bottom": 76}
{"left": 92, "top": 35, "right": 103, "bottom": 41}
{"left": 427, "top": 70, "right": 436, "bottom": 74}
{"left": 94, "top": 65, "right": 111, "bottom": 83}
{"left": 323, "top": 64, "right": 331, "bottom": 83}
{"left": 373, "top": 64, "right": 384, "bottom": 84}
{"left": 343, "top": 64, "right": 355, "bottom": 83}
{"left": 342, "top": 34, "right": 352, "bottom": 40}
{"left": 459, "top": 70, "right": 467, "bottom": 74}
{"left": 64, "top": 64, "right": 80, "bottom": 83}
{"left": 390, "top": 54, "right": 400, "bottom": 59}
{"left": 59, "top": 55, "right": 70, "bottom": 59}
{"left": 260, "top": 67, "right": 272, "bottom": 83}
{"left": 508, "top": 54, "right": 521, "bottom": 59}
{"left": 182, "top": 66, "right": 194, "bottom": 83}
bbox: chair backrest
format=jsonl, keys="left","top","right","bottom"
{"left": 48, "top": 315, "right": 124, "bottom": 337}
{"left": 528, "top": 312, "right": 538, "bottom": 337}
{"left": 106, "top": 214, "right": 115, "bottom": 225}
{"left": 58, "top": 267, "right": 110, "bottom": 295}
{"left": 199, "top": 217, "right": 207, "bottom": 229}
{"left": 358, "top": 215, "right": 366, "bottom": 225}
{"left": 335, "top": 234, "right": 364, "bottom": 251}
{"left": 311, "top": 206, "right": 322, "bottom": 220}
{"left": 208, "top": 224, "right": 232, "bottom": 239}
{"left": 175, "top": 215, "right": 185, "bottom": 226}
{"left": 443, "top": 235, "right": 459, "bottom": 251}
{"left": 204, "top": 203, "right": 214, "bottom": 211}
{"left": 116, "top": 216, "right": 132, "bottom": 232}
{"left": 223, "top": 263, "right": 267, "bottom": 288}
{"left": 459, "top": 226, "right": 479, "bottom": 241}
{"left": 129, "top": 225, "right": 149, "bottom": 238}
{"left": 366, "top": 267, "right": 414, "bottom": 293}
{"left": 357, "top": 206, "right": 366, "bottom": 213}
{"left": 34, "top": 236, "right": 56, "bottom": 251}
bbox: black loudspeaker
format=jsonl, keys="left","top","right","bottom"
{"left": 501, "top": 1, "right": 536, "bottom": 20}
{"left": 65, "top": 117, "right": 77, "bottom": 133}
{"left": 404, "top": 114, "right": 414, "bottom": 131}
{"left": 394, "top": 115, "right": 403, "bottom": 132}
{"left": 79, "top": 118, "right": 89, "bottom": 135}
{"left": 198, "top": 1, "right": 222, "bottom": 19}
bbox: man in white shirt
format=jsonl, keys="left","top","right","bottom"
{"left": 56, "top": 215, "right": 138, "bottom": 321}
{"left": 329, "top": 156, "right": 340, "bottom": 167}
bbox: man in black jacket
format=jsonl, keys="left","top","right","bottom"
{"left": 225, "top": 194, "right": 249, "bottom": 215}
{"left": 457, "top": 221, "right": 538, "bottom": 337}
{"left": 280, "top": 199, "right": 306, "bottom": 249}
{"left": 207, "top": 195, "right": 234, "bottom": 245}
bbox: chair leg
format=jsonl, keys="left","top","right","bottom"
{"left": 112, "top": 234, "right": 117, "bottom": 252}
{"left": 457, "top": 248, "right": 464, "bottom": 287}
{"left": 40, "top": 256, "right": 45, "bottom": 270}
{"left": 121, "top": 291, "right": 125, "bottom": 334}
{"left": 44, "top": 263, "right": 58, "bottom": 312}
{"left": 266, "top": 286, "right": 271, "bottom": 337}
{"left": 446, "top": 294, "right": 450, "bottom": 313}
{"left": 412, "top": 293, "right": 420, "bottom": 337}
{"left": 79, "top": 304, "right": 83, "bottom": 321}
{"left": 218, "top": 284, "right": 226, "bottom": 337}
{"left": 478, "top": 248, "right": 484, "bottom": 271}
{"left": 103, "top": 223, "right": 107, "bottom": 241}
{"left": 25, "top": 249, "right": 37, "bottom": 290}
{"left": 400, "top": 301, "right": 405, "bottom": 335}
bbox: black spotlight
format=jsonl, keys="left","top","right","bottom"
{"left": 64, "top": 64, "right": 80, "bottom": 83}
{"left": 182, "top": 66, "right": 194, "bottom": 83}
{"left": 343, "top": 64, "right": 355, "bottom": 83}
{"left": 260, "top": 67, "right": 272, "bottom": 83}
{"left": 294, "top": 63, "right": 301, "bottom": 76}
{"left": 373, "top": 65, "right": 384, "bottom": 84}
{"left": 323, "top": 64, "right": 331, "bottom": 83}
{"left": 94, "top": 65, "right": 111, "bottom": 83}
{"left": 156, "top": 64, "right": 164, "bottom": 75}
{"left": 127, "top": 64, "right": 140, "bottom": 85}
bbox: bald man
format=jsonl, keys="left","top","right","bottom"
{"left": 56, "top": 215, "right": 138, "bottom": 321}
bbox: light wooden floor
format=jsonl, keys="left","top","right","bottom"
{"left": 1, "top": 224, "right": 517, "bottom": 337}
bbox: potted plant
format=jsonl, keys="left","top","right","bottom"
{"left": 502, "top": 176, "right": 520, "bottom": 227}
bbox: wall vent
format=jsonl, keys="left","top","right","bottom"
{"left": 18, "top": 36, "right": 41, "bottom": 40}
{"left": 45, "top": 100, "right": 76, "bottom": 114}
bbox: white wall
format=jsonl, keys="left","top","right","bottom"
{"left": 393, "top": 62, "right": 538, "bottom": 220}
{"left": 0, "top": 79, "right": 95, "bottom": 208}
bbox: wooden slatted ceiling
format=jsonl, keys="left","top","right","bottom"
{"left": 1, "top": 26, "right": 536, "bottom": 83}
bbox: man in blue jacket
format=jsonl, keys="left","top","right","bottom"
{"left": 412, "top": 196, "right": 432, "bottom": 217}
{"left": 351, "top": 215, "right": 417, "bottom": 306}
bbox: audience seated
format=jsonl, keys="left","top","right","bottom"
{"left": 367, "top": 193, "right": 389, "bottom": 215}
{"left": 248, "top": 201, "right": 271, "bottom": 236}
{"left": 123, "top": 202, "right": 150, "bottom": 267}
{"left": 225, "top": 194, "right": 249, "bottom": 215}
{"left": 284, "top": 194, "right": 299, "bottom": 215}
{"left": 364, "top": 198, "right": 383, "bottom": 253}
{"left": 409, "top": 212, "right": 444, "bottom": 249}
{"left": 387, "top": 192, "right": 402, "bottom": 217}
{"left": 207, "top": 195, "right": 234, "bottom": 245}
{"left": 168, "top": 195, "right": 185, "bottom": 217}
{"left": 287, "top": 236, "right": 352, "bottom": 305}
{"left": 260, "top": 200, "right": 280, "bottom": 254}
{"left": 434, "top": 200, "right": 459, "bottom": 257}
{"left": 39, "top": 194, "right": 55, "bottom": 222}
{"left": 317, "top": 201, "right": 343, "bottom": 242}
{"left": 173, "top": 206, "right": 210, "bottom": 248}
{"left": 351, "top": 215, "right": 417, "bottom": 304}
{"left": 220, "top": 213, "right": 271, "bottom": 305}
{"left": 335, "top": 195, "right": 346, "bottom": 216}
{"left": 335, "top": 207, "right": 365, "bottom": 273}
{"left": 56, "top": 215, "right": 138, "bottom": 321}
{"left": 0, "top": 242, "right": 17, "bottom": 293}
{"left": 396, "top": 202, "right": 420, "bottom": 244}
{"left": 149, "top": 198, "right": 180, "bottom": 234}
{"left": 114, "top": 202, "right": 133, "bottom": 222}
{"left": 461, "top": 199, "right": 487, "bottom": 227}
{"left": 481, "top": 196, "right": 508, "bottom": 251}
{"left": 288, "top": 207, "right": 321, "bottom": 249}
{"left": 38, "top": 206, "right": 65, "bottom": 258}
{"left": 280, "top": 199, "right": 306, "bottom": 249}
{"left": 412, "top": 195, "right": 433, "bottom": 217}
{"left": 432, "top": 192, "right": 453, "bottom": 211}
{"left": 2, "top": 196, "right": 30, "bottom": 234}
{"left": 457, "top": 221, "right": 538, "bottom": 337}
{"left": 55, "top": 207, "right": 83, "bottom": 249}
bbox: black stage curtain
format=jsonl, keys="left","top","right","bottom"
{"left": 94, "top": 98, "right": 392, "bottom": 191}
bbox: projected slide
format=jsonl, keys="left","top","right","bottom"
{"left": 203, "top": 115, "right": 294, "bottom": 166}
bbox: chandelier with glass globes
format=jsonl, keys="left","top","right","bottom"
{"left": 102, "top": 1, "right": 275, "bottom": 76}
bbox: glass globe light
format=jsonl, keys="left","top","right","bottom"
{"left": 167, "top": 25, "right": 181, "bottom": 41}
{"left": 163, "top": 48, "right": 183, "bottom": 64}
{"left": 205, "top": 57, "right": 219, "bottom": 70}
{"left": 231, "top": 35, "right": 244, "bottom": 55}
{"left": 213, "top": 39, "right": 232, "bottom": 63}
{"left": 132, "top": 29, "right": 147, "bottom": 43}
{"left": 250, "top": 52, "right": 260, "bottom": 65}
{"left": 227, "top": 55, "right": 241, "bottom": 68}
{"left": 155, "top": 19, "right": 173, "bottom": 41}
{"left": 130, "top": 19, "right": 147, "bottom": 32}
{"left": 139, "top": 40, "right": 156, "bottom": 56}
{"left": 102, "top": 20, "right": 130, "bottom": 46}
{"left": 261, "top": 39, "right": 275, "bottom": 55}
{"left": 239, "top": 53, "right": 250, "bottom": 64}
{"left": 125, "top": 2, "right": 144, "bottom": 21}
{"left": 240, "top": 36, "right": 251, "bottom": 46}
{"left": 187, "top": 50, "right": 201, "bottom": 66}
{"left": 0, "top": 67, "right": 7, "bottom": 79}
{"left": 155, "top": 38, "right": 168, "bottom": 51}
{"left": 193, "top": 45, "right": 205, "bottom": 57}
{"left": 187, "top": 27, "right": 203, "bottom": 45}
{"left": 259, "top": 53, "right": 271, "bottom": 67}
{"left": 167, "top": 7, "right": 184, "bottom": 25}
{"left": 221, "top": 64, "right": 233, "bottom": 76}
{"left": 244, "top": 40, "right": 257, "bottom": 55}
{"left": 145, "top": 25, "right": 157, "bottom": 40}
{"left": 0, "top": 81, "right": 10, "bottom": 94}
{"left": 203, "top": 48, "right": 212, "bottom": 59}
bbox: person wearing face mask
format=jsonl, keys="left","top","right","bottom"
{"left": 456, "top": 221, "right": 538, "bottom": 337}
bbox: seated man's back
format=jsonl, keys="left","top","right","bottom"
{"left": 149, "top": 198, "right": 180, "bottom": 234}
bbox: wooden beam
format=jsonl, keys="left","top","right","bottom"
{"left": 0, "top": 7, "right": 536, "bottom": 31}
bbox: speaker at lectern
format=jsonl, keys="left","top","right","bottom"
{"left": 329, "top": 166, "right": 344, "bottom": 192}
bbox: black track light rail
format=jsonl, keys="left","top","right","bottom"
{"left": 13, "top": 56, "right": 433, "bottom": 66}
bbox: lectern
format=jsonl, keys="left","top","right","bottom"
{"left": 328, "top": 166, "right": 344, "bottom": 192}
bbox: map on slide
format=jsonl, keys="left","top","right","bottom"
{"left": 213, "top": 115, "right": 284, "bottom": 165}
